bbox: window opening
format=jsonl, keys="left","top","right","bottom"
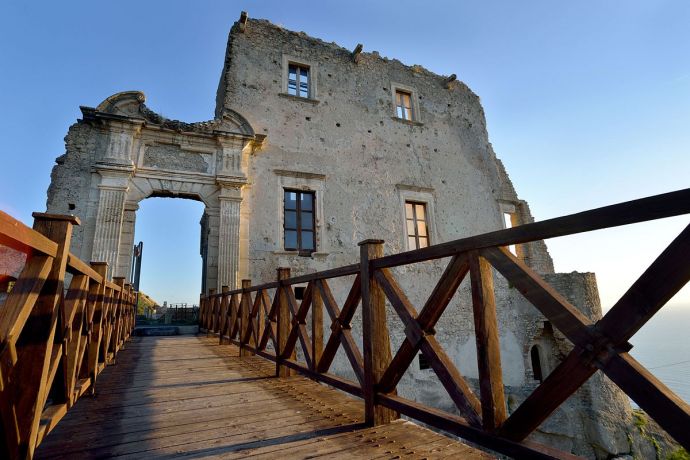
{"left": 405, "top": 201, "right": 429, "bottom": 249}
{"left": 294, "top": 286, "right": 306, "bottom": 300}
{"left": 530, "top": 345, "right": 543, "bottom": 382}
{"left": 418, "top": 353, "right": 431, "bottom": 370}
{"left": 288, "top": 63, "right": 310, "bottom": 98}
{"left": 503, "top": 212, "right": 517, "bottom": 255}
{"left": 396, "top": 90, "right": 413, "bottom": 120}
{"left": 284, "top": 189, "right": 316, "bottom": 254}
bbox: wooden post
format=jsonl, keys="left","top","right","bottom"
{"left": 240, "top": 280, "right": 252, "bottom": 357}
{"left": 359, "top": 239, "right": 397, "bottom": 425}
{"left": 12, "top": 213, "right": 77, "bottom": 459}
{"left": 206, "top": 288, "right": 216, "bottom": 336}
{"left": 469, "top": 250, "right": 507, "bottom": 430}
{"left": 311, "top": 281, "right": 323, "bottom": 372}
{"left": 219, "top": 285, "right": 229, "bottom": 344}
{"left": 276, "top": 268, "right": 293, "bottom": 377}
{"left": 88, "top": 262, "right": 107, "bottom": 393}
{"left": 198, "top": 293, "right": 204, "bottom": 330}
{"left": 112, "top": 277, "right": 125, "bottom": 356}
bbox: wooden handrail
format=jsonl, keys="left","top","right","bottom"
{"left": 0, "top": 211, "right": 136, "bottom": 459}
{"left": 0, "top": 210, "right": 58, "bottom": 257}
{"left": 372, "top": 187, "right": 690, "bottom": 269}
{"left": 201, "top": 188, "right": 690, "bottom": 459}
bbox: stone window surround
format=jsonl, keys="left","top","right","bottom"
{"left": 499, "top": 200, "right": 520, "bottom": 256}
{"left": 498, "top": 201, "right": 517, "bottom": 223}
{"left": 390, "top": 82, "right": 422, "bottom": 125}
{"left": 273, "top": 169, "right": 328, "bottom": 257}
{"left": 397, "top": 184, "right": 436, "bottom": 251}
{"left": 281, "top": 54, "right": 319, "bottom": 101}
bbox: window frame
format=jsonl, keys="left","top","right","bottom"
{"left": 390, "top": 82, "right": 421, "bottom": 124}
{"left": 405, "top": 200, "right": 430, "bottom": 250}
{"left": 499, "top": 201, "right": 520, "bottom": 257}
{"left": 283, "top": 189, "right": 317, "bottom": 255}
{"left": 274, "top": 170, "right": 327, "bottom": 257}
{"left": 282, "top": 55, "right": 318, "bottom": 100}
{"left": 287, "top": 63, "right": 311, "bottom": 98}
{"left": 395, "top": 89, "right": 414, "bottom": 120}
{"left": 397, "top": 185, "right": 436, "bottom": 251}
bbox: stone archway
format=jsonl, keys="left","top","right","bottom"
{"left": 47, "top": 91, "right": 264, "bottom": 291}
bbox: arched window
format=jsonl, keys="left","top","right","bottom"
{"left": 530, "top": 345, "right": 543, "bottom": 382}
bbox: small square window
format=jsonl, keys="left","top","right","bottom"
{"left": 405, "top": 201, "right": 430, "bottom": 249}
{"left": 396, "top": 90, "right": 413, "bottom": 120}
{"left": 288, "top": 63, "right": 310, "bottom": 98}
{"left": 284, "top": 189, "right": 316, "bottom": 254}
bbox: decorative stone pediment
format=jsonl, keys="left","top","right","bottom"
{"left": 85, "top": 91, "right": 255, "bottom": 139}
{"left": 95, "top": 91, "right": 146, "bottom": 118}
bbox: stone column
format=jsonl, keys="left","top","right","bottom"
{"left": 217, "top": 186, "right": 242, "bottom": 290}
{"left": 90, "top": 119, "right": 139, "bottom": 280}
{"left": 116, "top": 202, "right": 138, "bottom": 281}
{"left": 214, "top": 136, "right": 251, "bottom": 291}
{"left": 204, "top": 207, "right": 220, "bottom": 292}
{"left": 91, "top": 168, "right": 132, "bottom": 272}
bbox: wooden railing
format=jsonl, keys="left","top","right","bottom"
{"left": 166, "top": 303, "right": 198, "bottom": 322}
{"left": 0, "top": 211, "right": 136, "bottom": 459}
{"left": 200, "top": 188, "right": 690, "bottom": 459}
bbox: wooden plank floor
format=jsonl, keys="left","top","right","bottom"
{"left": 36, "top": 335, "right": 493, "bottom": 459}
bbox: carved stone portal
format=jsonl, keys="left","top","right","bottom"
{"left": 47, "top": 91, "right": 260, "bottom": 292}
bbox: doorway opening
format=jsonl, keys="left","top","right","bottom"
{"left": 133, "top": 197, "right": 205, "bottom": 320}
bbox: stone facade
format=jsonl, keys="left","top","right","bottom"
{"left": 45, "top": 15, "right": 644, "bottom": 458}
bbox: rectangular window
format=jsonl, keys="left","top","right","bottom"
{"left": 396, "top": 90, "right": 413, "bottom": 120}
{"left": 405, "top": 201, "right": 429, "bottom": 249}
{"left": 284, "top": 189, "right": 316, "bottom": 253}
{"left": 287, "top": 63, "right": 310, "bottom": 98}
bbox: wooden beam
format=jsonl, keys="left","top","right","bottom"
{"left": 596, "top": 222, "right": 690, "bottom": 344}
{"left": 468, "top": 250, "right": 506, "bottom": 430}
{"left": 311, "top": 280, "right": 323, "bottom": 372}
{"left": 0, "top": 210, "right": 59, "bottom": 257}
{"left": 378, "top": 255, "right": 469, "bottom": 393}
{"left": 481, "top": 247, "right": 593, "bottom": 347}
{"left": 602, "top": 352, "right": 690, "bottom": 450}
{"left": 499, "top": 348, "right": 595, "bottom": 441}
{"left": 10, "top": 214, "right": 75, "bottom": 459}
{"left": 218, "top": 286, "right": 229, "bottom": 345}
{"left": 359, "top": 239, "right": 397, "bottom": 425}
{"left": 373, "top": 187, "right": 690, "bottom": 270}
{"left": 316, "top": 278, "right": 365, "bottom": 386}
{"left": 276, "top": 268, "right": 293, "bottom": 377}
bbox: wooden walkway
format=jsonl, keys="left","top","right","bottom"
{"left": 35, "top": 335, "right": 493, "bottom": 459}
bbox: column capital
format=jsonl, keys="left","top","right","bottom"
{"left": 95, "top": 163, "right": 134, "bottom": 190}
{"left": 217, "top": 183, "right": 245, "bottom": 201}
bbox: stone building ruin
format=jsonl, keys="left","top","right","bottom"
{"left": 44, "top": 13, "right": 646, "bottom": 458}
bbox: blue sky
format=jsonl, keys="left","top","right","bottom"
{"left": 1, "top": 1, "right": 688, "bottom": 309}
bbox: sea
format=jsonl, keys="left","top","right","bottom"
{"left": 628, "top": 307, "right": 690, "bottom": 405}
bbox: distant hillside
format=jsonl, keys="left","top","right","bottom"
{"left": 137, "top": 291, "right": 159, "bottom": 316}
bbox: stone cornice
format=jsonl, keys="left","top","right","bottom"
{"left": 273, "top": 169, "right": 326, "bottom": 181}
{"left": 395, "top": 183, "right": 434, "bottom": 193}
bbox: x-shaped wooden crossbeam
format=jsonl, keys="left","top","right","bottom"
{"left": 315, "top": 277, "right": 365, "bottom": 387}
{"left": 258, "top": 289, "right": 279, "bottom": 352}
{"left": 490, "top": 222, "right": 690, "bottom": 447}
{"left": 280, "top": 283, "right": 314, "bottom": 368}
{"left": 374, "top": 254, "right": 484, "bottom": 428}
